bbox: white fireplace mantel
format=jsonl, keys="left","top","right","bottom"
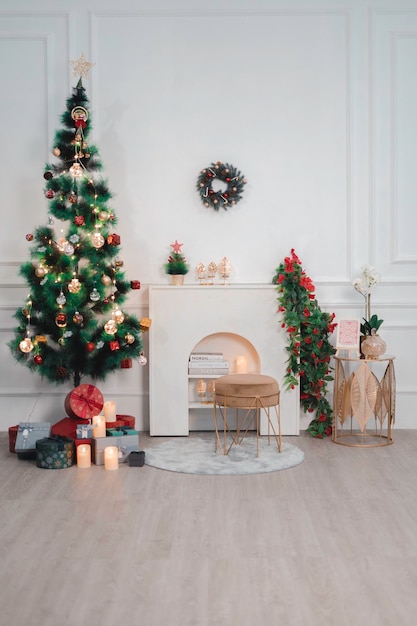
{"left": 148, "top": 284, "right": 300, "bottom": 436}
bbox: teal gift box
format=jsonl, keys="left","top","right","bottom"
{"left": 92, "top": 434, "right": 140, "bottom": 465}
{"left": 106, "top": 427, "right": 139, "bottom": 437}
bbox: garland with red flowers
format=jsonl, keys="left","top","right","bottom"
{"left": 272, "top": 249, "right": 337, "bottom": 438}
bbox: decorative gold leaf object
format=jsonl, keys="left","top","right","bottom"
{"left": 350, "top": 362, "right": 378, "bottom": 432}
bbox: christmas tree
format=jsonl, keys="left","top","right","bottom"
{"left": 9, "top": 56, "right": 146, "bottom": 388}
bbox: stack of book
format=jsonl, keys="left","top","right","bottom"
{"left": 188, "top": 352, "right": 229, "bottom": 375}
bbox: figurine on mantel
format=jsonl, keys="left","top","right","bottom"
{"left": 164, "top": 240, "right": 190, "bottom": 285}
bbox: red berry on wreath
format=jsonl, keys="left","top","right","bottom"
{"left": 33, "top": 355, "right": 43, "bottom": 365}
{"left": 225, "top": 177, "right": 231, "bottom": 182}
{"left": 209, "top": 190, "right": 214, "bottom": 195}
{"left": 75, "top": 215, "right": 85, "bottom": 226}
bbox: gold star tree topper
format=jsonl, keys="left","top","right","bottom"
{"left": 70, "top": 54, "right": 95, "bottom": 79}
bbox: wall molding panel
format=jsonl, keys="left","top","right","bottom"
{"left": 0, "top": 0, "right": 416, "bottom": 431}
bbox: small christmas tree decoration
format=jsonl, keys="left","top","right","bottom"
{"left": 164, "top": 240, "right": 190, "bottom": 279}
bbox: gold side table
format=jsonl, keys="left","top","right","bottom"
{"left": 332, "top": 355, "right": 395, "bottom": 447}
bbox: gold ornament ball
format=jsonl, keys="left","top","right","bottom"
{"left": 91, "top": 232, "right": 105, "bottom": 249}
{"left": 52, "top": 147, "right": 61, "bottom": 156}
{"left": 35, "top": 267, "right": 46, "bottom": 278}
{"left": 98, "top": 211, "right": 110, "bottom": 221}
{"left": 73, "top": 311, "right": 83, "bottom": 325}
{"left": 125, "top": 333, "right": 135, "bottom": 345}
{"left": 112, "top": 309, "right": 125, "bottom": 324}
{"left": 68, "top": 278, "right": 82, "bottom": 293}
{"left": 101, "top": 275, "right": 112, "bottom": 286}
{"left": 19, "top": 338, "right": 34, "bottom": 353}
{"left": 104, "top": 319, "right": 117, "bottom": 335}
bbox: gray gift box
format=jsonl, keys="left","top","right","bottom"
{"left": 91, "top": 434, "right": 140, "bottom": 465}
{"left": 15, "top": 422, "right": 52, "bottom": 459}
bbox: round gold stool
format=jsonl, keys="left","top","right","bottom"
{"left": 214, "top": 373, "right": 282, "bottom": 456}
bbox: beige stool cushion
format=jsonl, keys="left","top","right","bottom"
{"left": 215, "top": 374, "right": 279, "bottom": 408}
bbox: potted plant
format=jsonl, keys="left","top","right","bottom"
{"left": 360, "top": 314, "right": 384, "bottom": 336}
{"left": 359, "top": 314, "right": 385, "bottom": 359}
{"left": 164, "top": 240, "right": 189, "bottom": 285}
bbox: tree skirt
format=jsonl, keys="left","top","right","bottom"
{"left": 144, "top": 435, "right": 304, "bottom": 475}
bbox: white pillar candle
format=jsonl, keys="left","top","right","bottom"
{"left": 104, "top": 401, "right": 117, "bottom": 422}
{"left": 92, "top": 414, "right": 106, "bottom": 438}
{"left": 104, "top": 446, "right": 119, "bottom": 470}
{"left": 76, "top": 444, "right": 91, "bottom": 468}
{"left": 236, "top": 355, "right": 248, "bottom": 374}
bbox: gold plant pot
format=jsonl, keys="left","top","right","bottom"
{"left": 171, "top": 274, "right": 185, "bottom": 286}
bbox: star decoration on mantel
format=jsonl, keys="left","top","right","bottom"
{"left": 69, "top": 53, "right": 95, "bottom": 79}
{"left": 170, "top": 240, "right": 184, "bottom": 253}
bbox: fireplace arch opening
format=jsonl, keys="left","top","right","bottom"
{"left": 190, "top": 332, "right": 261, "bottom": 374}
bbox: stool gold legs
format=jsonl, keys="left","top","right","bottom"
{"left": 213, "top": 396, "right": 282, "bottom": 456}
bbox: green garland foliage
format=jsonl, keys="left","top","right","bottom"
{"left": 272, "top": 249, "right": 337, "bottom": 438}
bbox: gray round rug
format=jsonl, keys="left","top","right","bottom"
{"left": 144, "top": 436, "right": 304, "bottom": 475}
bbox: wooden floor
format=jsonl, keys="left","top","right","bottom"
{"left": 1, "top": 429, "right": 417, "bottom": 626}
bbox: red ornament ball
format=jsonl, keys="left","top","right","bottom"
{"left": 45, "top": 189, "right": 55, "bottom": 199}
{"left": 33, "top": 355, "right": 43, "bottom": 365}
{"left": 86, "top": 342, "right": 95, "bottom": 352}
{"left": 26, "top": 233, "right": 34, "bottom": 241}
{"left": 74, "top": 215, "right": 85, "bottom": 226}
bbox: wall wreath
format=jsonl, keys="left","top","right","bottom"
{"left": 196, "top": 161, "right": 247, "bottom": 211}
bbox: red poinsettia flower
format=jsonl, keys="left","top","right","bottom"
{"left": 290, "top": 248, "right": 302, "bottom": 264}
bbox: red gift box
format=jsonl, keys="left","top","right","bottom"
{"left": 51, "top": 417, "right": 90, "bottom": 440}
{"left": 8, "top": 425, "right": 18, "bottom": 453}
{"left": 64, "top": 384, "right": 103, "bottom": 420}
{"left": 107, "top": 233, "right": 120, "bottom": 246}
{"left": 74, "top": 438, "right": 92, "bottom": 449}
{"left": 130, "top": 280, "right": 141, "bottom": 290}
{"left": 105, "top": 414, "right": 135, "bottom": 429}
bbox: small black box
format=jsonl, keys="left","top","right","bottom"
{"left": 128, "top": 450, "right": 145, "bottom": 467}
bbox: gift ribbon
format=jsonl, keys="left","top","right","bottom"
{"left": 70, "top": 384, "right": 103, "bottom": 418}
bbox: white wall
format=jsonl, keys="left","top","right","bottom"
{"left": 0, "top": 0, "right": 416, "bottom": 431}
